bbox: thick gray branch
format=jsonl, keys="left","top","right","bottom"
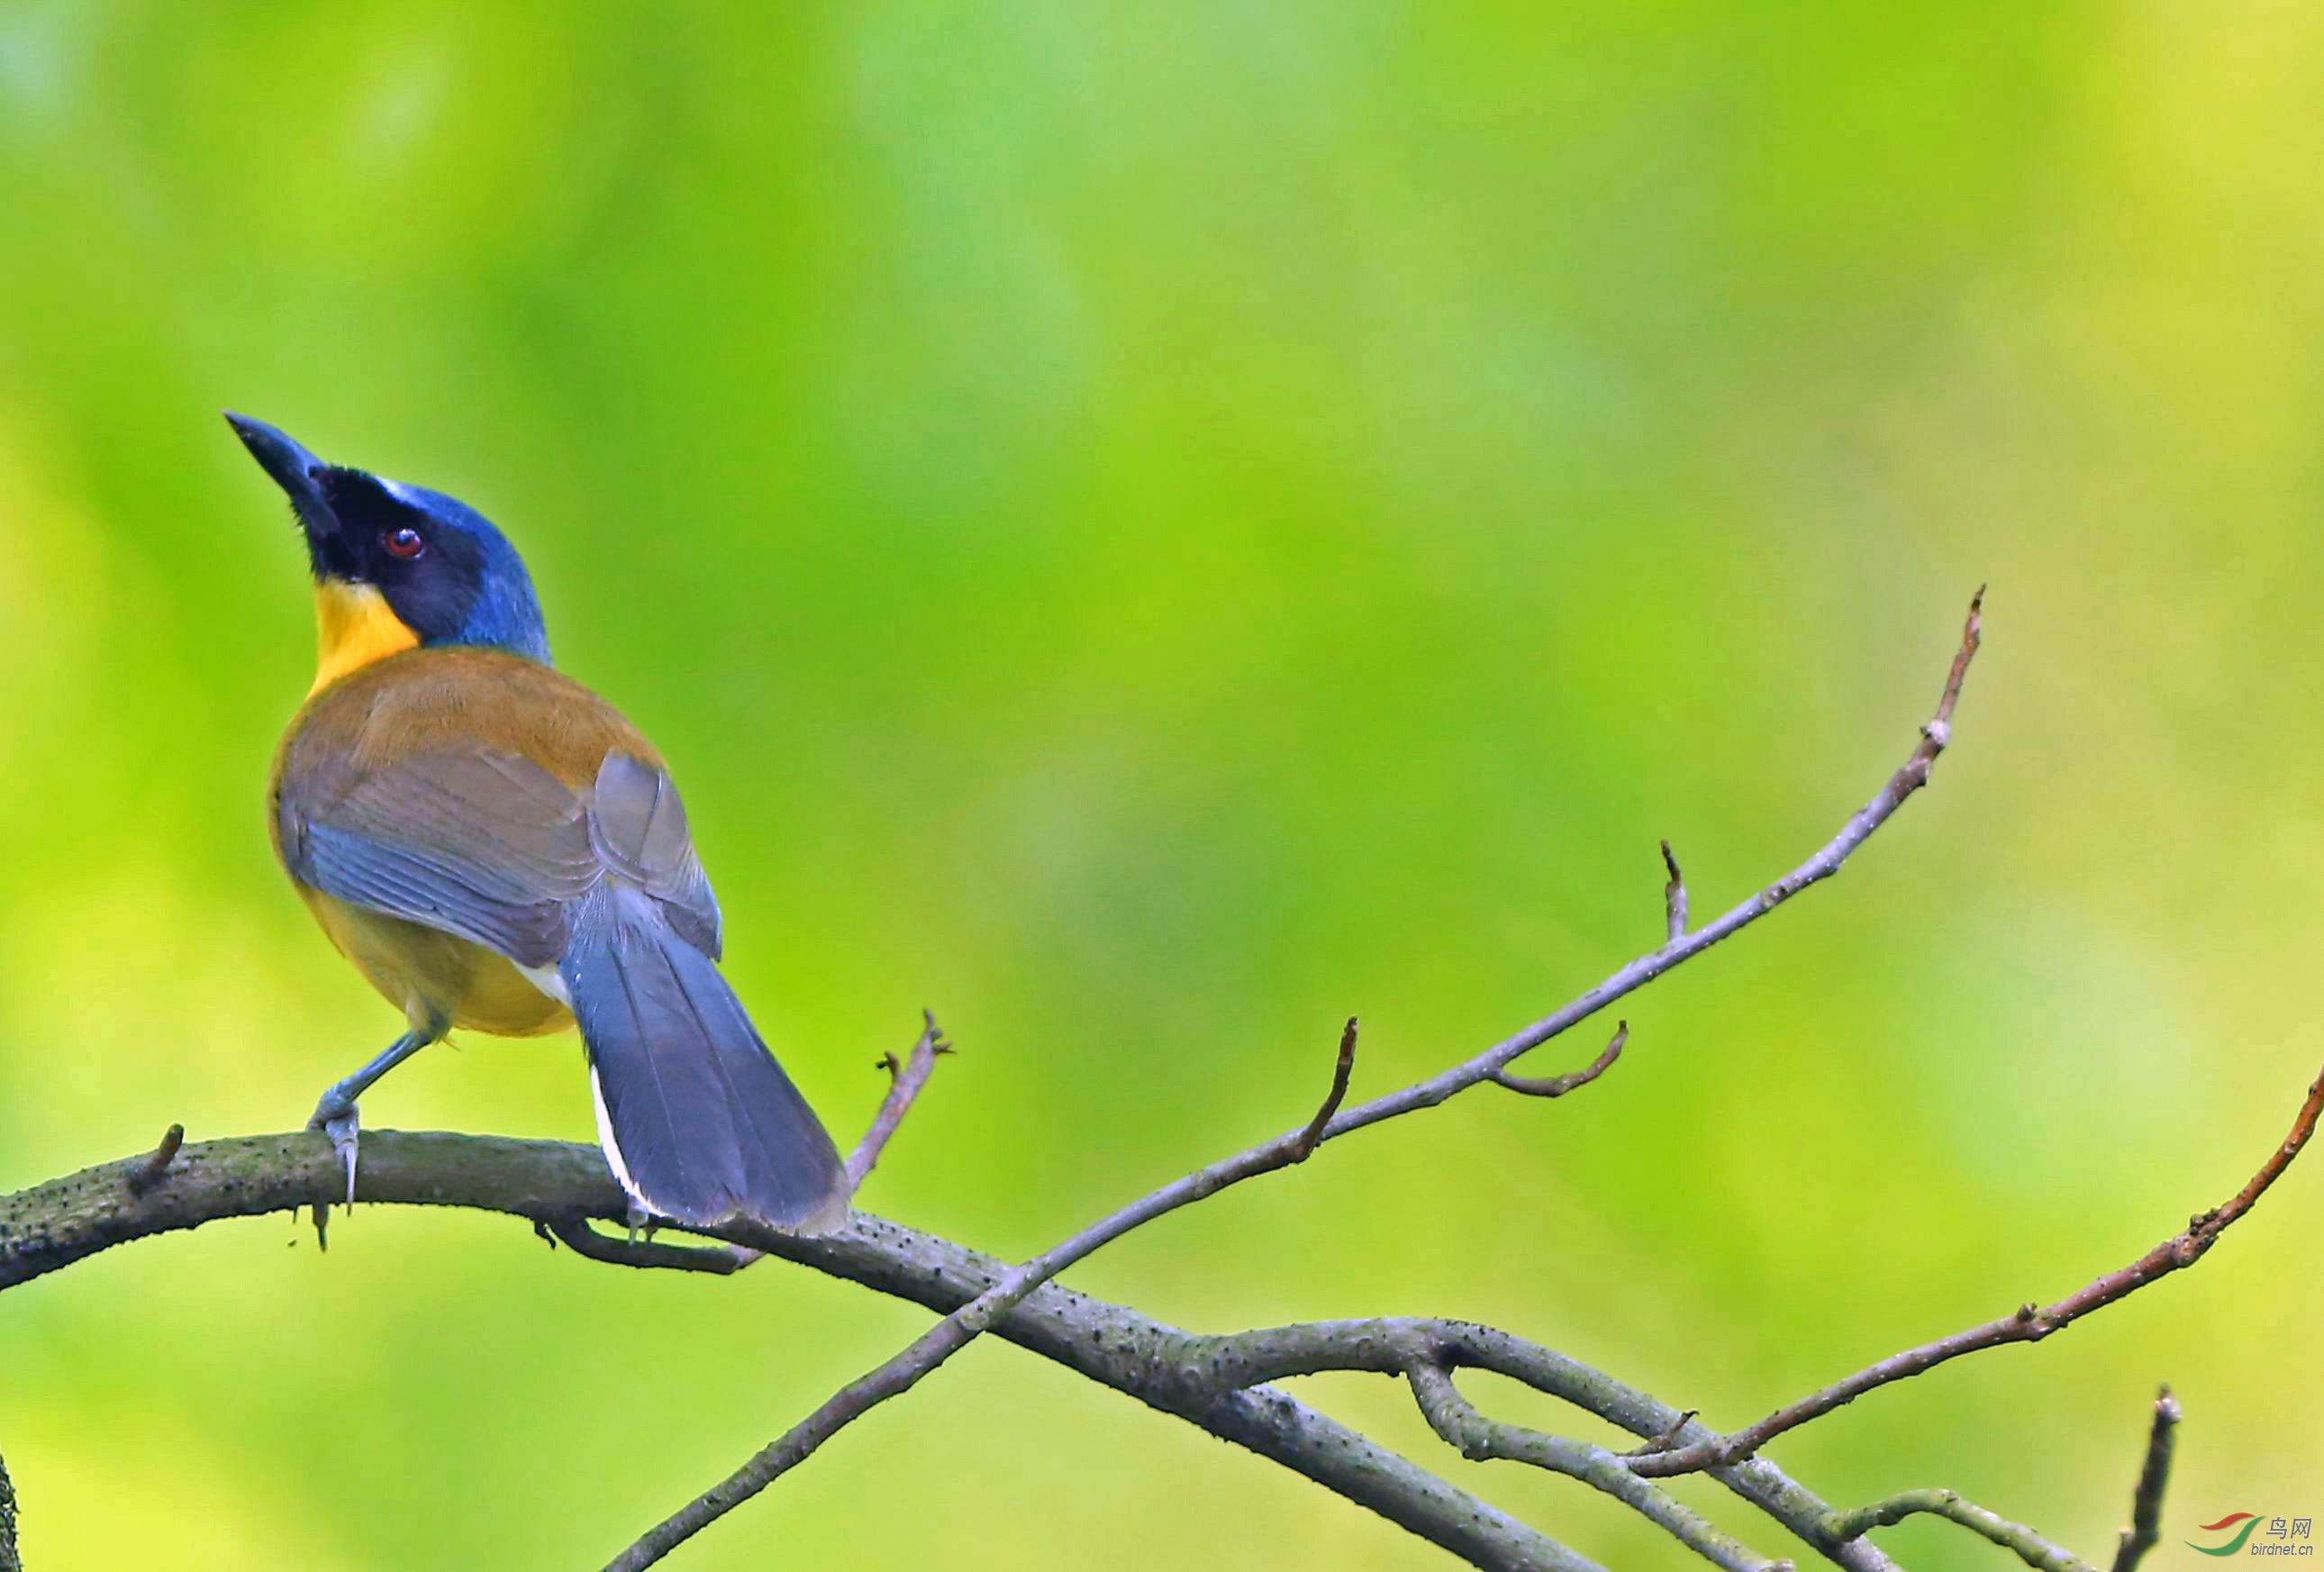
{"left": 1200, "top": 1318, "right": 1892, "bottom": 1572}
{"left": 0, "top": 1437, "right": 19, "bottom": 1572}
{"left": 0, "top": 1131, "right": 1593, "bottom": 1572}
{"left": 1407, "top": 1363, "right": 1778, "bottom": 1572}
{"left": 604, "top": 1016, "right": 1362, "bottom": 1570}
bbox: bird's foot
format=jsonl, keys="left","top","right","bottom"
{"left": 307, "top": 1097, "right": 360, "bottom": 1205}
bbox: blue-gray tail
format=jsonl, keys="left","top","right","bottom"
{"left": 560, "top": 885, "right": 849, "bottom": 1231}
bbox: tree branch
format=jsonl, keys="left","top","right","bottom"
{"left": 611, "top": 589, "right": 1983, "bottom": 1561}
{"left": 1661, "top": 840, "right": 1688, "bottom": 940}
{"left": 1629, "top": 1060, "right": 2324, "bottom": 1477}
{"left": 1407, "top": 1363, "right": 1784, "bottom": 1572}
{"left": 1825, "top": 1491, "right": 2093, "bottom": 1572}
{"left": 541, "top": 1216, "right": 744, "bottom": 1275}
{"left": 0, "top": 594, "right": 1999, "bottom": 1572}
{"left": 846, "top": 1010, "right": 951, "bottom": 1190}
{"left": 2111, "top": 1387, "right": 2180, "bottom": 1572}
{"left": 0, "top": 1131, "right": 1598, "bottom": 1572}
{"left": 726, "top": 1010, "right": 956, "bottom": 1276}
{"left": 0, "top": 1437, "right": 19, "bottom": 1572}
{"left": 126, "top": 1123, "right": 183, "bottom": 1195}
{"left": 1289, "top": 1017, "right": 1359, "bottom": 1157}
{"left": 1195, "top": 1317, "right": 1892, "bottom": 1572}
{"left": 1491, "top": 1021, "right": 1627, "bottom": 1099}
{"left": 605, "top": 1019, "right": 1366, "bottom": 1570}
{"left": 1311, "top": 587, "right": 1981, "bottom": 1139}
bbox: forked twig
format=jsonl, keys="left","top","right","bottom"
{"left": 604, "top": 1018, "right": 1365, "bottom": 1572}
{"left": 1632, "top": 1067, "right": 2322, "bottom": 1477}
{"left": 847, "top": 1010, "right": 952, "bottom": 1189}
{"left": 610, "top": 593, "right": 1993, "bottom": 1568}
{"left": 0, "top": 595, "right": 2021, "bottom": 1572}
{"left": 1409, "top": 1363, "right": 1783, "bottom": 1572}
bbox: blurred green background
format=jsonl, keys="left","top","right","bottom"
{"left": 3, "top": 4, "right": 2320, "bottom": 1568}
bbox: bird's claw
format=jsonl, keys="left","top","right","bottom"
{"left": 308, "top": 1101, "right": 360, "bottom": 1205}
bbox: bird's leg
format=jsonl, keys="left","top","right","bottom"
{"left": 308, "top": 1030, "right": 432, "bottom": 1204}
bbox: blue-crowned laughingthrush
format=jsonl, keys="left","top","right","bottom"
{"left": 229, "top": 413, "right": 849, "bottom": 1232}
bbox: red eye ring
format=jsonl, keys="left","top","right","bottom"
{"left": 382, "top": 526, "right": 426, "bottom": 560}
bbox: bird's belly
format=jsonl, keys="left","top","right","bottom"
{"left": 302, "top": 888, "right": 574, "bottom": 1039}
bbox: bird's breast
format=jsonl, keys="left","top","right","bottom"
{"left": 301, "top": 887, "right": 575, "bottom": 1038}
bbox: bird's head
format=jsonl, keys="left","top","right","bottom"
{"left": 226, "top": 412, "right": 551, "bottom": 693}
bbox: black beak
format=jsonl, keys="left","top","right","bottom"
{"left": 224, "top": 411, "right": 340, "bottom": 541}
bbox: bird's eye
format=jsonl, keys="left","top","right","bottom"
{"left": 382, "top": 526, "right": 426, "bottom": 560}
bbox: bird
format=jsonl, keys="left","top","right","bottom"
{"left": 227, "top": 412, "right": 850, "bottom": 1233}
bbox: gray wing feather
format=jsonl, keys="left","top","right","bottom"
{"left": 589, "top": 751, "right": 722, "bottom": 958}
{"left": 281, "top": 748, "right": 721, "bottom": 967}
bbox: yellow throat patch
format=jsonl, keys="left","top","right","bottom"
{"left": 311, "top": 579, "right": 419, "bottom": 695}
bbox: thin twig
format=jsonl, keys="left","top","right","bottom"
{"left": 1630, "top": 1409, "right": 1699, "bottom": 1456}
{"left": 1632, "top": 1062, "right": 2323, "bottom": 1477}
{"left": 724, "top": 1012, "right": 956, "bottom": 1274}
{"left": 603, "top": 1019, "right": 1367, "bottom": 1572}
{"left": 1316, "top": 589, "right": 1981, "bottom": 1142}
{"left": 546, "top": 1217, "right": 747, "bottom": 1275}
{"left": 1662, "top": 840, "right": 1688, "bottom": 940}
{"left": 610, "top": 594, "right": 1987, "bottom": 1567}
{"left": 1408, "top": 1363, "right": 1786, "bottom": 1572}
{"left": 125, "top": 1123, "right": 183, "bottom": 1195}
{"left": 1289, "top": 1018, "right": 1358, "bottom": 1159}
{"left": 1493, "top": 1022, "right": 1627, "bottom": 1098}
{"left": 1826, "top": 1490, "right": 2093, "bottom": 1572}
{"left": 846, "top": 1010, "right": 952, "bottom": 1190}
{"left": 2111, "top": 1386, "right": 2180, "bottom": 1572}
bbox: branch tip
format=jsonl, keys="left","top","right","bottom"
{"left": 126, "top": 1122, "right": 185, "bottom": 1195}
{"left": 1632, "top": 1058, "right": 2321, "bottom": 1479}
{"left": 2111, "top": 1385, "right": 2181, "bottom": 1572}
{"left": 1660, "top": 840, "right": 1689, "bottom": 940}
{"left": 1289, "top": 1018, "right": 1359, "bottom": 1161}
{"left": 1624, "top": 1408, "right": 1699, "bottom": 1457}
{"left": 1930, "top": 588, "right": 1984, "bottom": 736}
{"left": 1492, "top": 1021, "right": 1629, "bottom": 1099}
{"left": 847, "top": 1012, "right": 956, "bottom": 1189}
